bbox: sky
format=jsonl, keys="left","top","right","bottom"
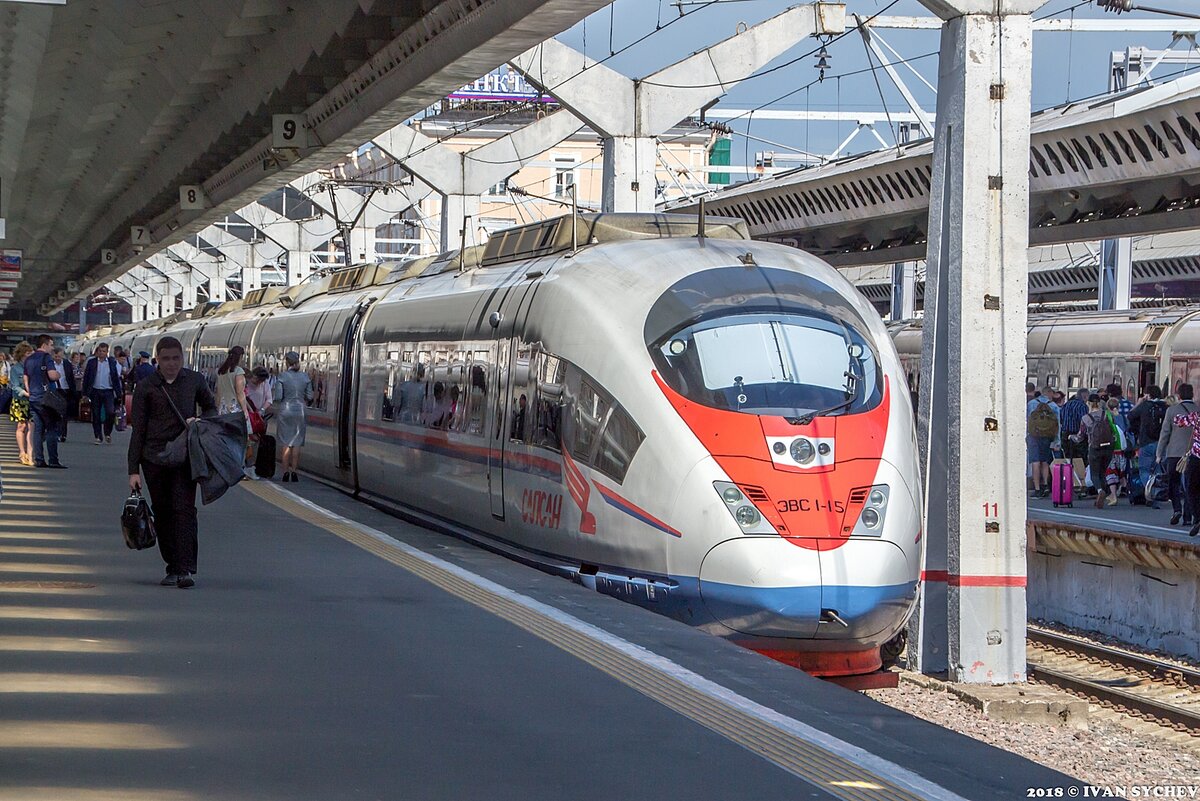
{"left": 542, "top": 0, "right": 1200, "bottom": 171}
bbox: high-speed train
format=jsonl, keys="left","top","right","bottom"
{"left": 891, "top": 307, "right": 1200, "bottom": 399}
{"left": 92, "top": 213, "right": 923, "bottom": 676}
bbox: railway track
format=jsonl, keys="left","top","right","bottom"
{"left": 1027, "top": 625, "right": 1200, "bottom": 734}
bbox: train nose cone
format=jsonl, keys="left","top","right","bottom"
{"left": 698, "top": 538, "right": 824, "bottom": 639}
{"left": 698, "top": 537, "right": 917, "bottom": 642}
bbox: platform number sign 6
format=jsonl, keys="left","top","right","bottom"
{"left": 273, "top": 114, "right": 306, "bottom": 149}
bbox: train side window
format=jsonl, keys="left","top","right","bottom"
{"left": 381, "top": 350, "right": 401, "bottom": 422}
{"left": 1047, "top": 374, "right": 1059, "bottom": 389}
{"left": 564, "top": 365, "right": 610, "bottom": 466}
{"left": 1068, "top": 374, "right": 1081, "bottom": 389}
{"left": 594, "top": 407, "right": 645, "bottom": 484}
{"left": 1128, "top": 379, "right": 1136, "bottom": 398}
{"left": 533, "top": 353, "right": 565, "bottom": 452}
{"left": 1090, "top": 373, "right": 1098, "bottom": 388}
{"left": 1112, "top": 373, "right": 1122, "bottom": 388}
{"left": 426, "top": 349, "right": 454, "bottom": 429}
{"left": 509, "top": 344, "right": 533, "bottom": 442}
{"left": 463, "top": 348, "right": 490, "bottom": 437}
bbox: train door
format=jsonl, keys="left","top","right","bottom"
{"left": 483, "top": 280, "right": 539, "bottom": 520}
{"left": 1138, "top": 362, "right": 1157, "bottom": 396}
{"left": 338, "top": 301, "right": 373, "bottom": 474}
{"left": 485, "top": 314, "right": 510, "bottom": 519}
{"left": 189, "top": 324, "right": 206, "bottom": 369}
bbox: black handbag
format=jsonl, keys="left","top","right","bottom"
{"left": 120, "top": 490, "right": 157, "bottom": 550}
{"left": 41, "top": 388, "right": 68, "bottom": 418}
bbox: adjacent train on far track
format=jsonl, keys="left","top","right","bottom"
{"left": 891, "top": 307, "right": 1200, "bottom": 399}
{"left": 92, "top": 213, "right": 923, "bottom": 676}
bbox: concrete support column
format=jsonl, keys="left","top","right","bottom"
{"left": 891, "top": 261, "right": 917, "bottom": 321}
{"left": 131, "top": 304, "right": 145, "bottom": 324}
{"left": 912, "top": 2, "right": 1043, "bottom": 684}
{"left": 1099, "top": 238, "right": 1133, "bottom": 311}
{"left": 440, "top": 194, "right": 482, "bottom": 252}
{"left": 181, "top": 283, "right": 198, "bottom": 310}
{"left": 243, "top": 259, "right": 262, "bottom": 291}
{"left": 349, "top": 224, "right": 377, "bottom": 264}
{"left": 511, "top": 4, "right": 844, "bottom": 212}
{"left": 602, "top": 137, "right": 658, "bottom": 213}
{"left": 287, "top": 250, "right": 310, "bottom": 285}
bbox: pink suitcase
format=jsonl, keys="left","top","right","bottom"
{"left": 1052, "top": 462, "right": 1073, "bottom": 508}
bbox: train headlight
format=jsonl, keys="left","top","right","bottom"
{"left": 850, "top": 485, "right": 890, "bottom": 536}
{"left": 713, "top": 481, "right": 776, "bottom": 535}
{"left": 790, "top": 438, "right": 815, "bottom": 465}
{"left": 735, "top": 505, "right": 761, "bottom": 527}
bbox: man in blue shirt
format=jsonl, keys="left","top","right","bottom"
{"left": 82, "top": 342, "right": 121, "bottom": 444}
{"left": 24, "top": 335, "right": 65, "bottom": 468}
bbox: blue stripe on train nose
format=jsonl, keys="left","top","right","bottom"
{"left": 699, "top": 580, "right": 915, "bottom": 639}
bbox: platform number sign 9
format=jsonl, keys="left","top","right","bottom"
{"left": 273, "top": 114, "right": 306, "bottom": 149}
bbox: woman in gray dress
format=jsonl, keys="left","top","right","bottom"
{"left": 273, "top": 351, "right": 313, "bottom": 483}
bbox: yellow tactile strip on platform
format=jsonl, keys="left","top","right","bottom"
{"left": 242, "top": 481, "right": 963, "bottom": 801}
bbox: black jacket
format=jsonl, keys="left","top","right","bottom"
{"left": 158, "top": 413, "right": 248, "bottom": 505}
{"left": 83, "top": 356, "right": 121, "bottom": 395}
{"left": 1127, "top": 398, "right": 1167, "bottom": 447}
{"left": 127, "top": 368, "right": 216, "bottom": 475}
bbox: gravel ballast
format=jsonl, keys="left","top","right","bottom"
{"left": 866, "top": 679, "right": 1200, "bottom": 792}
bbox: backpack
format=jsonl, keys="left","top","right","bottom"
{"left": 1088, "top": 410, "right": 1115, "bottom": 451}
{"left": 1143, "top": 400, "right": 1167, "bottom": 443}
{"left": 1028, "top": 399, "right": 1059, "bottom": 438}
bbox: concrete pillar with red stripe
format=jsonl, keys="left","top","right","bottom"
{"left": 910, "top": 0, "right": 1046, "bottom": 683}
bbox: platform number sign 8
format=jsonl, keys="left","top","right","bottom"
{"left": 273, "top": 114, "right": 306, "bottom": 149}
{"left": 180, "top": 185, "right": 205, "bottom": 210}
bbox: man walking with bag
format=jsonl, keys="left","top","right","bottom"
{"left": 83, "top": 343, "right": 121, "bottom": 444}
{"left": 24, "top": 335, "right": 65, "bottom": 469}
{"left": 128, "top": 337, "right": 215, "bottom": 589}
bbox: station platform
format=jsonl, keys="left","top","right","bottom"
{"left": 1028, "top": 493, "right": 1196, "bottom": 542}
{"left": 0, "top": 418, "right": 1074, "bottom": 801}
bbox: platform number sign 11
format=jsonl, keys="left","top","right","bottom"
{"left": 273, "top": 114, "right": 306, "bottom": 149}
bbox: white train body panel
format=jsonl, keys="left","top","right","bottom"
{"left": 104, "top": 218, "right": 922, "bottom": 676}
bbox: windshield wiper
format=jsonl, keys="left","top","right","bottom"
{"left": 792, "top": 356, "right": 862, "bottom": 426}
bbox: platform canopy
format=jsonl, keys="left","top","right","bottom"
{"left": 0, "top": 0, "right": 608, "bottom": 316}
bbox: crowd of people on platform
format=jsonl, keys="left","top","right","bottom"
{"left": 1, "top": 340, "right": 311, "bottom": 484}
{"left": 1025, "top": 378, "right": 1200, "bottom": 535}
{"left": 2, "top": 338, "right": 314, "bottom": 590}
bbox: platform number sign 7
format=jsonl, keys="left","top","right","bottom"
{"left": 130, "top": 226, "right": 152, "bottom": 246}
{"left": 273, "top": 114, "right": 307, "bottom": 149}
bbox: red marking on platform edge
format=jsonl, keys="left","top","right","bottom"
{"left": 920, "top": 571, "right": 1026, "bottom": 587}
{"left": 822, "top": 671, "right": 899, "bottom": 691}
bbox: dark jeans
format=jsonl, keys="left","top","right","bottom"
{"left": 90, "top": 389, "right": 116, "bottom": 439}
{"left": 1088, "top": 448, "right": 1113, "bottom": 500}
{"left": 1167, "top": 455, "right": 1193, "bottom": 520}
{"left": 30, "top": 402, "right": 60, "bottom": 465}
{"left": 142, "top": 461, "right": 198, "bottom": 576}
{"left": 1185, "top": 457, "right": 1200, "bottom": 525}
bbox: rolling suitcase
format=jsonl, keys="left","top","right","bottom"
{"left": 78, "top": 396, "right": 91, "bottom": 423}
{"left": 255, "top": 434, "right": 277, "bottom": 479}
{"left": 1052, "top": 461, "right": 1073, "bottom": 507}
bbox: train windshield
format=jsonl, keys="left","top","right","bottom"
{"left": 645, "top": 266, "right": 883, "bottom": 419}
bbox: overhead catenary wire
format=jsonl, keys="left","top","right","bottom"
{"left": 637, "top": 0, "right": 902, "bottom": 90}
